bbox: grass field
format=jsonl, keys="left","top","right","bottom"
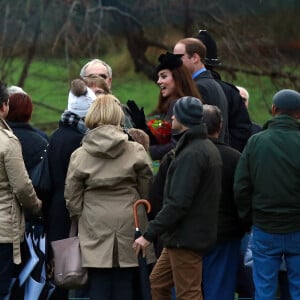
{"left": 7, "top": 54, "right": 281, "bottom": 135}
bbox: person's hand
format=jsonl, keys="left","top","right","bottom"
{"left": 37, "top": 199, "right": 43, "bottom": 213}
{"left": 32, "top": 198, "right": 43, "bottom": 216}
{"left": 133, "top": 236, "right": 150, "bottom": 257}
{"left": 126, "top": 100, "right": 147, "bottom": 129}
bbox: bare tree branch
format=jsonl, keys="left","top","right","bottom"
{"left": 18, "top": 0, "right": 52, "bottom": 87}
{"left": 220, "top": 65, "right": 300, "bottom": 90}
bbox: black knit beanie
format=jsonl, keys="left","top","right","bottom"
{"left": 173, "top": 96, "right": 203, "bottom": 128}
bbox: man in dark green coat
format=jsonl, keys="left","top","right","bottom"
{"left": 234, "top": 89, "right": 300, "bottom": 300}
{"left": 133, "top": 96, "right": 222, "bottom": 300}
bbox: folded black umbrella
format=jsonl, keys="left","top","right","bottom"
{"left": 133, "top": 199, "right": 152, "bottom": 300}
{"left": 24, "top": 225, "right": 55, "bottom": 300}
{"left": 31, "top": 233, "right": 45, "bottom": 282}
{"left": 23, "top": 230, "right": 45, "bottom": 300}
{"left": 19, "top": 232, "right": 40, "bottom": 286}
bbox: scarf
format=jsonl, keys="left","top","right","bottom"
{"left": 60, "top": 110, "right": 87, "bottom": 134}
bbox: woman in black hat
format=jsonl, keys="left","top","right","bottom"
{"left": 127, "top": 52, "right": 202, "bottom": 161}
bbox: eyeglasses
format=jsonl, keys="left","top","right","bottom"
{"left": 84, "top": 73, "right": 108, "bottom": 80}
{"left": 98, "top": 74, "right": 108, "bottom": 80}
{"left": 95, "top": 89, "right": 108, "bottom": 96}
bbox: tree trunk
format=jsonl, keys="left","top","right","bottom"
{"left": 18, "top": 0, "right": 52, "bottom": 87}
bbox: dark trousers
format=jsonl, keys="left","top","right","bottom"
{"left": 87, "top": 267, "right": 135, "bottom": 300}
{"left": 236, "top": 233, "right": 255, "bottom": 299}
{"left": 278, "top": 271, "right": 291, "bottom": 300}
{"left": 0, "top": 243, "right": 14, "bottom": 299}
{"left": 48, "top": 287, "right": 69, "bottom": 300}
{"left": 202, "top": 239, "right": 241, "bottom": 300}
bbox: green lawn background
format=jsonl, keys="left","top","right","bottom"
{"left": 7, "top": 54, "right": 277, "bottom": 135}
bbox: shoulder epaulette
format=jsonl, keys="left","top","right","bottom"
{"left": 0, "top": 128, "right": 18, "bottom": 140}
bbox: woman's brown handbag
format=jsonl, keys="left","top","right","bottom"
{"left": 50, "top": 220, "right": 88, "bottom": 289}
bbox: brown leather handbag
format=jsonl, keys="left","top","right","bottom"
{"left": 50, "top": 220, "right": 88, "bottom": 289}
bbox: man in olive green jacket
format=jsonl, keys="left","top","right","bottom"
{"left": 234, "top": 89, "right": 300, "bottom": 300}
{"left": 134, "top": 96, "right": 222, "bottom": 300}
{"left": 0, "top": 82, "right": 42, "bottom": 299}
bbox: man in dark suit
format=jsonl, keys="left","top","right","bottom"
{"left": 173, "top": 37, "right": 229, "bottom": 145}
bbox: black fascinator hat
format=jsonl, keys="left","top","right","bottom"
{"left": 156, "top": 52, "right": 183, "bottom": 73}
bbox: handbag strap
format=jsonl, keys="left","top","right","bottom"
{"left": 69, "top": 219, "right": 78, "bottom": 237}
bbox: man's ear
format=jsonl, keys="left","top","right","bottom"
{"left": 292, "top": 110, "right": 300, "bottom": 119}
{"left": 0, "top": 103, "right": 6, "bottom": 119}
{"left": 271, "top": 104, "right": 277, "bottom": 116}
{"left": 191, "top": 52, "right": 200, "bottom": 64}
{"left": 107, "top": 78, "right": 112, "bottom": 89}
{"left": 217, "top": 122, "right": 223, "bottom": 137}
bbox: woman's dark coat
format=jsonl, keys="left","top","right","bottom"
{"left": 46, "top": 122, "right": 84, "bottom": 242}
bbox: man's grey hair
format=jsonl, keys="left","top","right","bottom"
{"left": 203, "top": 104, "right": 223, "bottom": 135}
{"left": 7, "top": 85, "right": 27, "bottom": 96}
{"left": 80, "top": 59, "right": 112, "bottom": 78}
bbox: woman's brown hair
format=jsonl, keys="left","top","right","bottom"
{"left": 153, "top": 64, "right": 202, "bottom": 115}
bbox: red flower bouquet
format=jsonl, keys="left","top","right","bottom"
{"left": 147, "top": 119, "right": 172, "bottom": 144}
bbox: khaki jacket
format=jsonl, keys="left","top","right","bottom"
{"left": 0, "top": 119, "right": 40, "bottom": 263}
{"left": 65, "top": 125, "right": 156, "bottom": 268}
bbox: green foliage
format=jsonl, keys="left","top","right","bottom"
{"left": 7, "top": 56, "right": 280, "bottom": 134}
{"left": 10, "top": 57, "right": 159, "bottom": 133}
{"left": 222, "top": 72, "right": 274, "bottom": 126}
{"left": 113, "top": 73, "right": 158, "bottom": 115}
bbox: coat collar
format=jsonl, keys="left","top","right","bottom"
{"left": 175, "top": 124, "right": 208, "bottom": 155}
{"left": 262, "top": 114, "right": 300, "bottom": 131}
{"left": 0, "top": 118, "right": 11, "bottom": 131}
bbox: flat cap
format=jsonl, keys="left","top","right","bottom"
{"left": 273, "top": 89, "right": 300, "bottom": 111}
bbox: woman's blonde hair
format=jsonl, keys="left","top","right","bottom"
{"left": 85, "top": 94, "right": 125, "bottom": 129}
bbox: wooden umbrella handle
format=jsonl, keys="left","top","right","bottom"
{"left": 133, "top": 199, "right": 151, "bottom": 229}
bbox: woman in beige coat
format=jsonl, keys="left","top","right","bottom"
{"left": 0, "top": 82, "right": 41, "bottom": 299}
{"left": 65, "top": 94, "right": 156, "bottom": 300}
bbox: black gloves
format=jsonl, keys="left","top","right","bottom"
{"left": 126, "top": 100, "right": 158, "bottom": 145}
{"left": 126, "top": 100, "right": 147, "bottom": 130}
